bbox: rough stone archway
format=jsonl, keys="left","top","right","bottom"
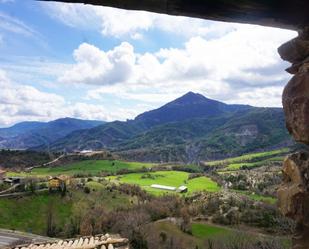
{"left": 38, "top": 1, "right": 309, "bottom": 248}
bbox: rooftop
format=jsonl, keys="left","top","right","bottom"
{"left": 10, "top": 234, "right": 129, "bottom": 249}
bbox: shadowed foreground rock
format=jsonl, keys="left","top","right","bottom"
{"left": 282, "top": 73, "right": 309, "bottom": 145}
{"left": 278, "top": 26, "right": 309, "bottom": 249}
{"left": 278, "top": 153, "right": 309, "bottom": 249}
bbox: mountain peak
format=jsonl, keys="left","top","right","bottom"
{"left": 173, "top": 92, "right": 208, "bottom": 105}
{"left": 135, "top": 92, "right": 252, "bottom": 127}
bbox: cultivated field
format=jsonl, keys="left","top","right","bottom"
{"left": 204, "top": 148, "right": 289, "bottom": 169}
{"left": 109, "top": 171, "right": 220, "bottom": 195}
{"left": 8, "top": 160, "right": 155, "bottom": 177}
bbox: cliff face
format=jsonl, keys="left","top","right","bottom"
{"left": 278, "top": 27, "right": 309, "bottom": 249}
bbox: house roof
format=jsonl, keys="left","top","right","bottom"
{"left": 11, "top": 234, "right": 129, "bottom": 249}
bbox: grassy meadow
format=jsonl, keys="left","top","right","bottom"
{"left": 0, "top": 189, "right": 133, "bottom": 235}
{"left": 152, "top": 221, "right": 290, "bottom": 249}
{"left": 8, "top": 160, "right": 155, "bottom": 177}
{"left": 109, "top": 170, "right": 220, "bottom": 195}
{"left": 205, "top": 148, "right": 288, "bottom": 168}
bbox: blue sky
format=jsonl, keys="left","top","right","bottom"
{"left": 0, "top": 0, "right": 297, "bottom": 127}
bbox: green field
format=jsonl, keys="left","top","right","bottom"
{"left": 191, "top": 223, "right": 230, "bottom": 238}
{"left": 205, "top": 148, "right": 289, "bottom": 167}
{"left": 9, "top": 160, "right": 155, "bottom": 177}
{"left": 233, "top": 190, "right": 277, "bottom": 204}
{"left": 109, "top": 170, "right": 220, "bottom": 195}
{"left": 223, "top": 156, "right": 285, "bottom": 171}
{"left": 154, "top": 221, "right": 290, "bottom": 248}
{"left": 0, "top": 193, "right": 72, "bottom": 234}
{"left": 0, "top": 190, "right": 133, "bottom": 235}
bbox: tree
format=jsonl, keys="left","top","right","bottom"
{"left": 46, "top": 201, "right": 56, "bottom": 236}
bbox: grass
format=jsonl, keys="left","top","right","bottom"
{"left": 224, "top": 156, "right": 285, "bottom": 171}
{"left": 109, "top": 170, "right": 220, "bottom": 195}
{"left": 234, "top": 190, "right": 277, "bottom": 205}
{"left": 0, "top": 193, "right": 72, "bottom": 235}
{"left": 205, "top": 148, "right": 289, "bottom": 167}
{"left": 8, "top": 160, "right": 155, "bottom": 177}
{"left": 151, "top": 220, "right": 201, "bottom": 247}
{"left": 153, "top": 221, "right": 290, "bottom": 249}
{"left": 191, "top": 223, "right": 230, "bottom": 239}
{"left": 0, "top": 189, "right": 133, "bottom": 235}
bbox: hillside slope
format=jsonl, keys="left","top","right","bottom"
{"left": 36, "top": 92, "right": 292, "bottom": 162}
{"left": 0, "top": 118, "right": 104, "bottom": 149}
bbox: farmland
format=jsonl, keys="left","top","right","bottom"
{"left": 0, "top": 189, "right": 133, "bottom": 234}
{"left": 0, "top": 149, "right": 292, "bottom": 248}
{"left": 109, "top": 171, "right": 220, "bottom": 195}
{"left": 204, "top": 148, "right": 289, "bottom": 168}
{"left": 8, "top": 160, "right": 155, "bottom": 177}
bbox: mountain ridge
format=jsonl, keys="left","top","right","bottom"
{"left": 29, "top": 92, "right": 291, "bottom": 162}
{"left": 0, "top": 117, "right": 105, "bottom": 149}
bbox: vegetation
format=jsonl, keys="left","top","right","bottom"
{"left": 28, "top": 93, "right": 292, "bottom": 163}
{"left": 233, "top": 190, "right": 277, "bottom": 205}
{"left": 110, "top": 171, "right": 220, "bottom": 195}
{"left": 0, "top": 188, "right": 133, "bottom": 235}
{"left": 0, "top": 149, "right": 55, "bottom": 169}
{"left": 205, "top": 148, "right": 289, "bottom": 167}
{"left": 191, "top": 223, "right": 230, "bottom": 239}
{"left": 9, "top": 160, "right": 154, "bottom": 177}
{"left": 0, "top": 193, "right": 72, "bottom": 234}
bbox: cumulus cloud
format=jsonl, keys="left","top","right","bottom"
{"left": 0, "top": 69, "right": 136, "bottom": 127}
{"left": 59, "top": 42, "right": 135, "bottom": 85}
{"left": 61, "top": 24, "right": 295, "bottom": 108}
{"left": 40, "top": 2, "right": 239, "bottom": 39}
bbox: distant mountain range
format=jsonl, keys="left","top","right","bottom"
{"left": 0, "top": 118, "right": 104, "bottom": 149}
{"left": 34, "top": 92, "right": 293, "bottom": 162}
{"left": 0, "top": 92, "right": 292, "bottom": 162}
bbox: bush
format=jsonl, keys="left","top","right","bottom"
{"left": 84, "top": 186, "right": 90, "bottom": 194}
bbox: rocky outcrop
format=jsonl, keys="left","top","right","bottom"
{"left": 282, "top": 73, "right": 309, "bottom": 145}
{"left": 278, "top": 153, "right": 309, "bottom": 249}
{"left": 278, "top": 27, "right": 309, "bottom": 249}
{"left": 280, "top": 27, "right": 309, "bottom": 145}
{"left": 39, "top": 0, "right": 309, "bottom": 30}
{"left": 278, "top": 153, "right": 309, "bottom": 222}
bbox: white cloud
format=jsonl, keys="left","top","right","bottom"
{"left": 0, "top": 69, "right": 136, "bottom": 127}
{"left": 61, "top": 24, "right": 295, "bottom": 108}
{"left": 228, "top": 86, "right": 284, "bottom": 107}
{"left": 59, "top": 42, "right": 135, "bottom": 85}
{"left": 0, "top": 11, "right": 38, "bottom": 37}
{"left": 40, "top": 2, "right": 240, "bottom": 39}
{"left": 0, "top": 0, "right": 14, "bottom": 3}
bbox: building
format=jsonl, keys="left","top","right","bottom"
{"left": 150, "top": 184, "right": 188, "bottom": 193}
{"left": 0, "top": 169, "right": 6, "bottom": 182}
{"left": 4, "top": 177, "right": 23, "bottom": 185}
{"left": 48, "top": 175, "right": 70, "bottom": 191}
{"left": 10, "top": 234, "right": 129, "bottom": 249}
{"left": 177, "top": 185, "right": 188, "bottom": 193}
{"left": 150, "top": 184, "right": 176, "bottom": 191}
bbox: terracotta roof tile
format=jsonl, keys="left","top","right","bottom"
{"left": 11, "top": 234, "right": 129, "bottom": 249}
